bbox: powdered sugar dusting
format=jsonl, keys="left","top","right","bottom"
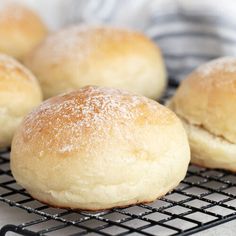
{"left": 34, "top": 25, "right": 139, "bottom": 64}
{"left": 196, "top": 57, "right": 236, "bottom": 76}
{"left": 0, "top": 53, "right": 36, "bottom": 81}
{"left": 21, "top": 86, "right": 170, "bottom": 155}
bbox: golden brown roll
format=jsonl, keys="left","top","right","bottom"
{"left": 0, "top": 2, "right": 47, "bottom": 60}
{"left": 0, "top": 53, "right": 42, "bottom": 148}
{"left": 11, "top": 86, "right": 189, "bottom": 210}
{"left": 169, "top": 57, "right": 236, "bottom": 171}
{"left": 24, "top": 25, "right": 167, "bottom": 99}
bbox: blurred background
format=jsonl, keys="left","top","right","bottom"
{"left": 2, "top": 0, "right": 236, "bottom": 81}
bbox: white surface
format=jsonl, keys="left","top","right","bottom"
{"left": 0, "top": 201, "right": 42, "bottom": 236}
{"left": 0, "top": 201, "right": 236, "bottom": 235}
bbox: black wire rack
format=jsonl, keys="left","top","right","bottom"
{"left": 1, "top": 81, "right": 236, "bottom": 236}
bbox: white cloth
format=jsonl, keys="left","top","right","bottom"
{"left": 7, "top": 0, "right": 236, "bottom": 80}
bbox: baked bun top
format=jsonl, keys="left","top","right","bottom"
{"left": 15, "top": 86, "right": 177, "bottom": 156}
{"left": 0, "top": 2, "right": 47, "bottom": 60}
{"left": 0, "top": 53, "right": 42, "bottom": 148}
{"left": 11, "top": 86, "right": 190, "bottom": 210}
{"left": 24, "top": 25, "right": 166, "bottom": 99}
{"left": 0, "top": 53, "right": 42, "bottom": 116}
{"left": 170, "top": 57, "right": 236, "bottom": 143}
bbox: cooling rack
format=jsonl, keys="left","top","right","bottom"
{"left": 1, "top": 81, "right": 236, "bottom": 236}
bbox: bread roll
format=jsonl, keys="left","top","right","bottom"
{"left": 0, "top": 54, "right": 42, "bottom": 148}
{"left": 169, "top": 57, "right": 236, "bottom": 171}
{"left": 11, "top": 86, "right": 189, "bottom": 210}
{"left": 24, "top": 26, "right": 166, "bottom": 99}
{"left": 0, "top": 2, "right": 47, "bottom": 60}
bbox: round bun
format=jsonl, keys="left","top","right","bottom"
{"left": 169, "top": 57, "right": 236, "bottom": 170}
{"left": 11, "top": 86, "right": 189, "bottom": 210}
{"left": 0, "top": 2, "right": 47, "bottom": 60}
{"left": 24, "top": 26, "right": 166, "bottom": 99}
{"left": 0, "top": 53, "right": 42, "bottom": 148}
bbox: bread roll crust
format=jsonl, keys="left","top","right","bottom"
{"left": 170, "top": 57, "right": 236, "bottom": 170}
{"left": 0, "top": 53, "right": 42, "bottom": 148}
{"left": 179, "top": 117, "right": 236, "bottom": 171}
{"left": 11, "top": 86, "right": 190, "bottom": 210}
{"left": 24, "top": 26, "right": 166, "bottom": 99}
{"left": 0, "top": 3, "right": 47, "bottom": 60}
{"left": 171, "top": 57, "right": 236, "bottom": 144}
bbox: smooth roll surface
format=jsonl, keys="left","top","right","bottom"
{"left": 169, "top": 57, "right": 236, "bottom": 170}
{"left": 0, "top": 53, "right": 42, "bottom": 148}
{"left": 0, "top": 2, "right": 47, "bottom": 60}
{"left": 24, "top": 26, "right": 166, "bottom": 99}
{"left": 11, "top": 86, "right": 189, "bottom": 210}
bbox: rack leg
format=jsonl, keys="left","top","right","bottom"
{"left": 0, "top": 224, "right": 38, "bottom": 236}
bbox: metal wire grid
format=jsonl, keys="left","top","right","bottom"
{"left": 1, "top": 83, "right": 236, "bottom": 236}
{"left": 1, "top": 150, "right": 236, "bottom": 236}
